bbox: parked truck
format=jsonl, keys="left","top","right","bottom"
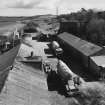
{"left": 51, "top": 41, "right": 63, "bottom": 57}
{"left": 43, "top": 59, "right": 83, "bottom": 95}
{"left": 57, "top": 60, "right": 83, "bottom": 95}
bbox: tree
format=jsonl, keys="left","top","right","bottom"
{"left": 24, "top": 21, "right": 38, "bottom": 33}
{"left": 86, "top": 18, "right": 105, "bottom": 45}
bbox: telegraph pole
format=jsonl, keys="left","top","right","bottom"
{"left": 56, "top": 6, "right": 58, "bottom": 16}
{"left": 56, "top": 6, "right": 59, "bottom": 22}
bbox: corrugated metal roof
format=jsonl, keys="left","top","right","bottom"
{"left": 58, "top": 32, "right": 102, "bottom": 56}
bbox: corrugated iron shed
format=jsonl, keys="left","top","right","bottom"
{"left": 57, "top": 32, "right": 102, "bottom": 56}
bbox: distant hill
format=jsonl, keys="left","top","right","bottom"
{"left": 0, "top": 14, "right": 56, "bottom": 23}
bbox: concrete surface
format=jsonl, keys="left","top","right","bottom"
{"left": 0, "top": 37, "right": 53, "bottom": 105}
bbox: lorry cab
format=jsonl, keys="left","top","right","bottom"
{"left": 55, "top": 48, "right": 63, "bottom": 57}
{"left": 51, "top": 41, "right": 63, "bottom": 57}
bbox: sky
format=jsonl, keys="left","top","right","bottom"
{"left": 0, "top": 0, "right": 104, "bottom": 16}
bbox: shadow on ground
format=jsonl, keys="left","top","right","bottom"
{"left": 47, "top": 55, "right": 55, "bottom": 58}
{"left": 0, "top": 68, "right": 11, "bottom": 93}
{"left": 37, "top": 37, "right": 51, "bottom": 42}
{"left": 44, "top": 48, "right": 53, "bottom": 54}
{"left": 46, "top": 71, "right": 68, "bottom": 97}
{"left": 21, "top": 62, "right": 42, "bottom": 71}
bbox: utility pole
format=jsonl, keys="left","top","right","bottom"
{"left": 56, "top": 6, "right": 58, "bottom": 16}
{"left": 56, "top": 6, "right": 59, "bottom": 22}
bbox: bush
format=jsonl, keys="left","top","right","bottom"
{"left": 24, "top": 21, "right": 38, "bottom": 33}
{"left": 86, "top": 18, "right": 105, "bottom": 45}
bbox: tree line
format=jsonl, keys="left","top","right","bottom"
{"left": 58, "top": 8, "right": 105, "bottom": 46}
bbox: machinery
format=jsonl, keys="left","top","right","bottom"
{"left": 57, "top": 60, "right": 81, "bottom": 95}
{"left": 51, "top": 41, "right": 63, "bottom": 57}
{"left": 43, "top": 59, "right": 82, "bottom": 95}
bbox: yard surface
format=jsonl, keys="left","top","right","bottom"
{"left": 0, "top": 35, "right": 105, "bottom": 105}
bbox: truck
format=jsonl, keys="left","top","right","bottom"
{"left": 43, "top": 59, "right": 83, "bottom": 95}
{"left": 51, "top": 41, "right": 63, "bottom": 57}
{"left": 57, "top": 60, "right": 83, "bottom": 95}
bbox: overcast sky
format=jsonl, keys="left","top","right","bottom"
{"left": 0, "top": 0, "right": 104, "bottom": 16}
